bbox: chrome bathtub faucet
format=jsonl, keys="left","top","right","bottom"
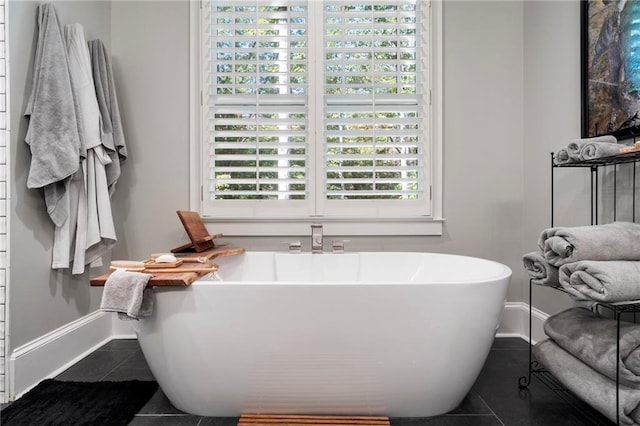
{"left": 311, "top": 223, "right": 323, "bottom": 253}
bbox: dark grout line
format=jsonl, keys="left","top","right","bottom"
{"left": 97, "top": 349, "right": 140, "bottom": 381}
{"left": 473, "top": 392, "right": 506, "bottom": 426}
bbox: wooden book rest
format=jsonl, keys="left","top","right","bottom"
{"left": 171, "top": 210, "right": 222, "bottom": 253}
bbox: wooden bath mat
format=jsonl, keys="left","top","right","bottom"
{"left": 237, "top": 414, "right": 390, "bottom": 426}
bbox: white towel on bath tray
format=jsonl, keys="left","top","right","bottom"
{"left": 100, "top": 269, "right": 154, "bottom": 320}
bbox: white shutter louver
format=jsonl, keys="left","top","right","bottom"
{"left": 206, "top": 1, "right": 309, "bottom": 202}
{"left": 322, "top": 1, "right": 427, "bottom": 204}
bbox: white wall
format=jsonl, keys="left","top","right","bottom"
{"left": 109, "top": 1, "right": 191, "bottom": 262}
{"left": 523, "top": 0, "right": 591, "bottom": 314}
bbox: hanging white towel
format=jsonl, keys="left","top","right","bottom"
{"left": 65, "top": 23, "right": 101, "bottom": 153}
{"left": 84, "top": 145, "right": 116, "bottom": 268}
{"left": 51, "top": 166, "right": 81, "bottom": 269}
{"left": 56, "top": 23, "right": 117, "bottom": 275}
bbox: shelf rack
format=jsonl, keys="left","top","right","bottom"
{"left": 518, "top": 151, "right": 640, "bottom": 426}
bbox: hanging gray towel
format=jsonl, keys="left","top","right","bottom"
{"left": 89, "top": 38, "right": 127, "bottom": 193}
{"left": 24, "top": 3, "right": 81, "bottom": 227}
{"left": 558, "top": 260, "right": 640, "bottom": 303}
{"left": 534, "top": 339, "right": 640, "bottom": 425}
{"left": 544, "top": 307, "right": 640, "bottom": 386}
{"left": 538, "top": 222, "right": 640, "bottom": 267}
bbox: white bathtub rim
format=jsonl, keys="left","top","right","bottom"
{"left": 203, "top": 251, "right": 513, "bottom": 285}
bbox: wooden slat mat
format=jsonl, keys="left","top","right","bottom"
{"left": 238, "top": 414, "right": 390, "bottom": 426}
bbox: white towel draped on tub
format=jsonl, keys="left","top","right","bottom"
{"left": 100, "top": 269, "right": 154, "bottom": 320}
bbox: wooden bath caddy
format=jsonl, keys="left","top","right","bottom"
{"left": 91, "top": 211, "right": 245, "bottom": 286}
{"left": 90, "top": 245, "right": 245, "bottom": 287}
{"left": 237, "top": 414, "right": 390, "bottom": 426}
{"left": 171, "top": 210, "right": 222, "bottom": 253}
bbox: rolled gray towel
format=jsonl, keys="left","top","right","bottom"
{"left": 544, "top": 307, "right": 640, "bottom": 386}
{"left": 534, "top": 339, "right": 640, "bottom": 425}
{"left": 554, "top": 148, "right": 572, "bottom": 165}
{"left": 566, "top": 135, "right": 618, "bottom": 161}
{"left": 538, "top": 222, "right": 640, "bottom": 267}
{"left": 523, "top": 251, "right": 559, "bottom": 286}
{"left": 579, "top": 141, "right": 625, "bottom": 161}
{"left": 559, "top": 260, "right": 640, "bottom": 302}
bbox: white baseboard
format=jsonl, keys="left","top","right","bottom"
{"left": 9, "top": 311, "right": 114, "bottom": 400}
{"left": 7, "top": 302, "right": 546, "bottom": 402}
{"left": 496, "top": 302, "right": 549, "bottom": 343}
{"left": 111, "top": 312, "right": 137, "bottom": 339}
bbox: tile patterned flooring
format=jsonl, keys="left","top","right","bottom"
{"left": 13, "top": 338, "right": 617, "bottom": 425}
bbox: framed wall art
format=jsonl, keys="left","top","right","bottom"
{"left": 582, "top": 0, "right": 640, "bottom": 140}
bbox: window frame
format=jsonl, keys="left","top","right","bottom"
{"left": 189, "top": 0, "right": 443, "bottom": 236}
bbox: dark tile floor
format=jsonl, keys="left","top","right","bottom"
{"left": 15, "top": 338, "right": 617, "bottom": 425}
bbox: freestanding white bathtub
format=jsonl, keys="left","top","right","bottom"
{"left": 133, "top": 251, "right": 511, "bottom": 418}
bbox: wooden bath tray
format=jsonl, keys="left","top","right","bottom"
{"left": 90, "top": 245, "right": 245, "bottom": 287}
{"left": 238, "top": 414, "right": 390, "bottom": 426}
{"left": 90, "top": 262, "right": 217, "bottom": 287}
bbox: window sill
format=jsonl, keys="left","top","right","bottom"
{"left": 201, "top": 217, "right": 444, "bottom": 237}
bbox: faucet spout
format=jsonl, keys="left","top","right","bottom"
{"left": 311, "top": 224, "right": 323, "bottom": 253}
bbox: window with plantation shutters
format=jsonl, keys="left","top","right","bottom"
{"left": 196, "top": 0, "right": 442, "bottom": 230}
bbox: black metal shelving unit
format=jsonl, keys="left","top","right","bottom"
{"left": 518, "top": 151, "right": 640, "bottom": 426}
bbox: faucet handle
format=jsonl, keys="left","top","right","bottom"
{"left": 332, "top": 239, "right": 350, "bottom": 254}
{"left": 288, "top": 240, "right": 302, "bottom": 253}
